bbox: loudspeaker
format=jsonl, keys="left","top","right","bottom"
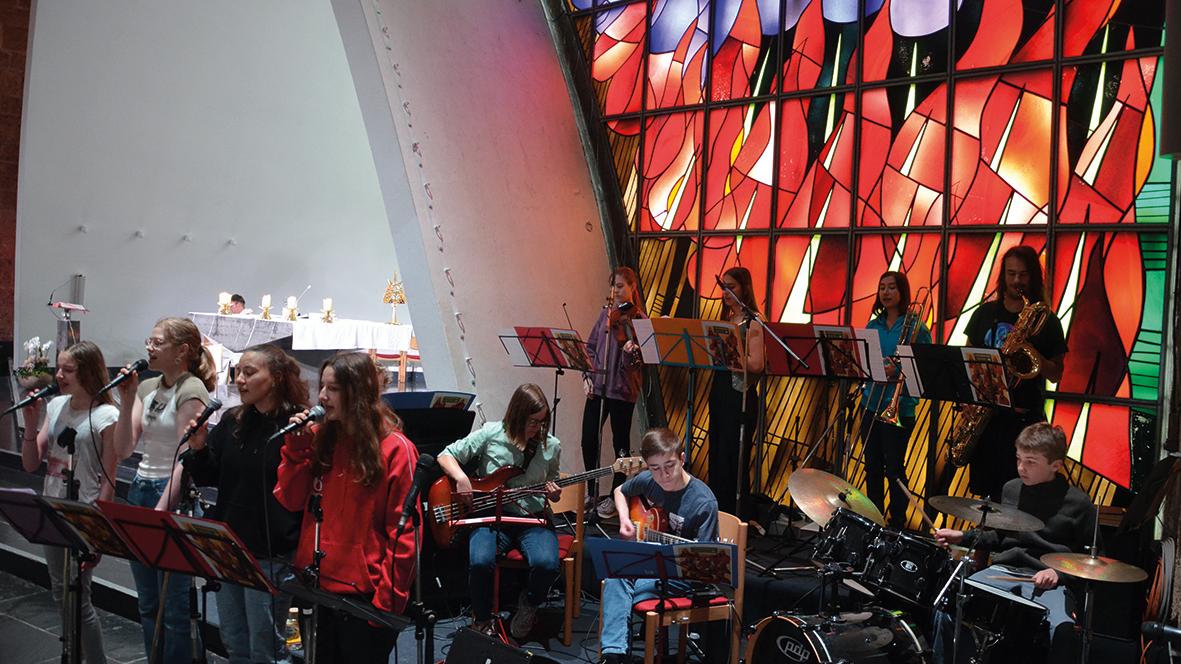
{"left": 445, "top": 628, "right": 560, "bottom": 663}
{"left": 1163, "top": 0, "right": 1180, "bottom": 158}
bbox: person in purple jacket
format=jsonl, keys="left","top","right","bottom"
{"left": 581, "top": 266, "right": 647, "bottom": 518}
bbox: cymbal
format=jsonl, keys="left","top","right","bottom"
{"left": 787, "top": 469, "right": 886, "bottom": 527}
{"left": 928, "top": 495, "right": 1045, "bottom": 532}
{"left": 1040, "top": 553, "right": 1148, "bottom": 584}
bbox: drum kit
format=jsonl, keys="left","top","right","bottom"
{"left": 744, "top": 469, "right": 1147, "bottom": 663}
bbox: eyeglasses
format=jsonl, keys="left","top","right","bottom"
{"left": 526, "top": 416, "right": 549, "bottom": 428}
{"left": 144, "top": 338, "right": 170, "bottom": 350}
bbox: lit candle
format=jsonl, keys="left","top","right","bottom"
{"left": 218, "top": 291, "right": 231, "bottom": 305}
{"left": 261, "top": 294, "right": 271, "bottom": 308}
{"left": 287, "top": 296, "right": 297, "bottom": 309}
{"left": 322, "top": 298, "right": 333, "bottom": 312}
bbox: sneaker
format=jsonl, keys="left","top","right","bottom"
{"left": 509, "top": 590, "right": 538, "bottom": 640}
{"left": 599, "top": 655, "right": 628, "bottom": 664}
{"left": 596, "top": 498, "right": 618, "bottom": 519}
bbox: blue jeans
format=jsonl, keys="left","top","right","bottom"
{"left": 468, "top": 525, "right": 559, "bottom": 621}
{"left": 932, "top": 565, "right": 1072, "bottom": 663}
{"left": 216, "top": 559, "right": 291, "bottom": 664}
{"left": 601, "top": 578, "right": 692, "bottom": 655}
{"left": 128, "top": 475, "right": 195, "bottom": 663}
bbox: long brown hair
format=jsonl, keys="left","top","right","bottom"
{"left": 612, "top": 266, "right": 646, "bottom": 315}
{"left": 59, "top": 341, "right": 114, "bottom": 407}
{"left": 232, "top": 344, "right": 310, "bottom": 435}
{"left": 502, "top": 383, "right": 550, "bottom": 448}
{"left": 312, "top": 352, "right": 401, "bottom": 487}
{"left": 720, "top": 266, "right": 759, "bottom": 318}
{"left": 871, "top": 271, "right": 912, "bottom": 318}
{"left": 155, "top": 317, "right": 218, "bottom": 391}
{"left": 993, "top": 245, "right": 1046, "bottom": 303}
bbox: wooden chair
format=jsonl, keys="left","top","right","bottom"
{"left": 599, "top": 511, "right": 747, "bottom": 664}
{"left": 498, "top": 478, "right": 586, "bottom": 646}
{"left": 370, "top": 335, "right": 421, "bottom": 391}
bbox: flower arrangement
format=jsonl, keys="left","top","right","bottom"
{"left": 16, "top": 337, "right": 54, "bottom": 389}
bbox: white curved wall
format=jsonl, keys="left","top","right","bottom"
{"left": 17, "top": 0, "right": 399, "bottom": 365}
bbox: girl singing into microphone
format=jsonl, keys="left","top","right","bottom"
{"left": 581, "top": 266, "right": 646, "bottom": 518}
{"left": 21, "top": 341, "right": 120, "bottom": 664}
{"left": 273, "top": 351, "right": 418, "bottom": 663}
{"left": 113, "top": 317, "right": 216, "bottom": 662}
{"left": 182, "top": 344, "right": 309, "bottom": 663}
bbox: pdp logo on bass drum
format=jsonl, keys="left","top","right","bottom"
{"left": 776, "top": 635, "right": 811, "bottom": 662}
{"left": 900, "top": 559, "right": 919, "bottom": 573}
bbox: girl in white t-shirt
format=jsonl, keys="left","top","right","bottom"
{"left": 113, "top": 317, "right": 215, "bottom": 663}
{"left": 21, "top": 340, "right": 120, "bottom": 664}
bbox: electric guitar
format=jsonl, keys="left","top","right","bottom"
{"left": 426, "top": 456, "right": 644, "bottom": 548}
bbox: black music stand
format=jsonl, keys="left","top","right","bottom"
{"left": 277, "top": 566, "right": 412, "bottom": 632}
{"left": 500, "top": 325, "right": 593, "bottom": 429}
{"left": 759, "top": 325, "right": 880, "bottom": 500}
{"left": 586, "top": 537, "right": 738, "bottom": 660}
{"left": 0, "top": 490, "right": 124, "bottom": 664}
{"left": 629, "top": 317, "right": 741, "bottom": 467}
{"left": 97, "top": 501, "right": 275, "bottom": 664}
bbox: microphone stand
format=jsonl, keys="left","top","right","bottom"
{"left": 715, "top": 277, "right": 806, "bottom": 517}
{"left": 175, "top": 462, "right": 210, "bottom": 664}
{"left": 404, "top": 507, "right": 436, "bottom": 664}
{"left": 61, "top": 433, "right": 86, "bottom": 664}
{"left": 303, "top": 493, "right": 325, "bottom": 664}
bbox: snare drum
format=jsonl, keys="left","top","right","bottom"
{"left": 812, "top": 508, "right": 881, "bottom": 573}
{"left": 863, "top": 531, "right": 951, "bottom": 606}
{"left": 745, "top": 608, "right": 927, "bottom": 663}
{"left": 960, "top": 577, "right": 1048, "bottom": 636}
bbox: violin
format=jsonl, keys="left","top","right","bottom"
{"left": 606, "top": 300, "right": 636, "bottom": 344}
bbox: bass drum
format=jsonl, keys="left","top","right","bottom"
{"left": 745, "top": 608, "right": 927, "bottom": 663}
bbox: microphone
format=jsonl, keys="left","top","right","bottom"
{"left": 179, "top": 399, "right": 223, "bottom": 446}
{"left": 395, "top": 454, "right": 438, "bottom": 538}
{"left": 295, "top": 284, "right": 312, "bottom": 307}
{"left": 1142, "top": 621, "right": 1181, "bottom": 645}
{"left": 3, "top": 383, "right": 60, "bottom": 416}
{"left": 97, "top": 359, "right": 148, "bottom": 397}
{"left": 266, "top": 405, "right": 325, "bottom": 443}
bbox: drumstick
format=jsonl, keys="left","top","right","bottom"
{"left": 891, "top": 477, "right": 936, "bottom": 531}
{"left": 988, "top": 574, "right": 1035, "bottom": 583}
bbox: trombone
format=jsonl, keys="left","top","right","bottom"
{"left": 877, "top": 287, "right": 930, "bottom": 427}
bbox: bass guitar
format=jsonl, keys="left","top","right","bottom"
{"left": 427, "top": 456, "right": 644, "bottom": 548}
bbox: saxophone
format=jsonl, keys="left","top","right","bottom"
{"left": 948, "top": 294, "right": 1050, "bottom": 467}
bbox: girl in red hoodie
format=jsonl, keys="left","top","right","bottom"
{"left": 274, "top": 351, "right": 418, "bottom": 662}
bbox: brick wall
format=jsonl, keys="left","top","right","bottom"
{"left": 0, "top": 1, "right": 30, "bottom": 344}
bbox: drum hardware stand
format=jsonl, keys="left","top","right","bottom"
{"left": 932, "top": 508, "right": 1000, "bottom": 664}
{"left": 1079, "top": 504, "right": 1101, "bottom": 664}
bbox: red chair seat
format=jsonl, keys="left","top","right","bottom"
{"left": 503, "top": 534, "right": 574, "bottom": 562}
{"left": 632, "top": 596, "right": 729, "bottom": 613}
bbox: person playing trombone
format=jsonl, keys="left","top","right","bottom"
{"left": 860, "top": 271, "right": 930, "bottom": 529}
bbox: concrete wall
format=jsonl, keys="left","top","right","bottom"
{"left": 333, "top": 0, "right": 610, "bottom": 451}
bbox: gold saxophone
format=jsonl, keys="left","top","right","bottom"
{"left": 877, "top": 288, "right": 930, "bottom": 427}
{"left": 948, "top": 294, "right": 1050, "bottom": 466}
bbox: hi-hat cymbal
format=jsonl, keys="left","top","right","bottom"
{"left": 928, "top": 495, "right": 1045, "bottom": 532}
{"left": 1040, "top": 553, "right": 1148, "bottom": 584}
{"left": 787, "top": 468, "right": 886, "bottom": 527}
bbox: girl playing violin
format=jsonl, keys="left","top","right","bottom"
{"left": 581, "top": 267, "right": 647, "bottom": 518}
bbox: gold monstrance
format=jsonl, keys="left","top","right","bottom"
{"left": 383, "top": 277, "right": 406, "bottom": 325}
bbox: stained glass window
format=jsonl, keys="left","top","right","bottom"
{"left": 561, "top": 0, "right": 1172, "bottom": 505}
